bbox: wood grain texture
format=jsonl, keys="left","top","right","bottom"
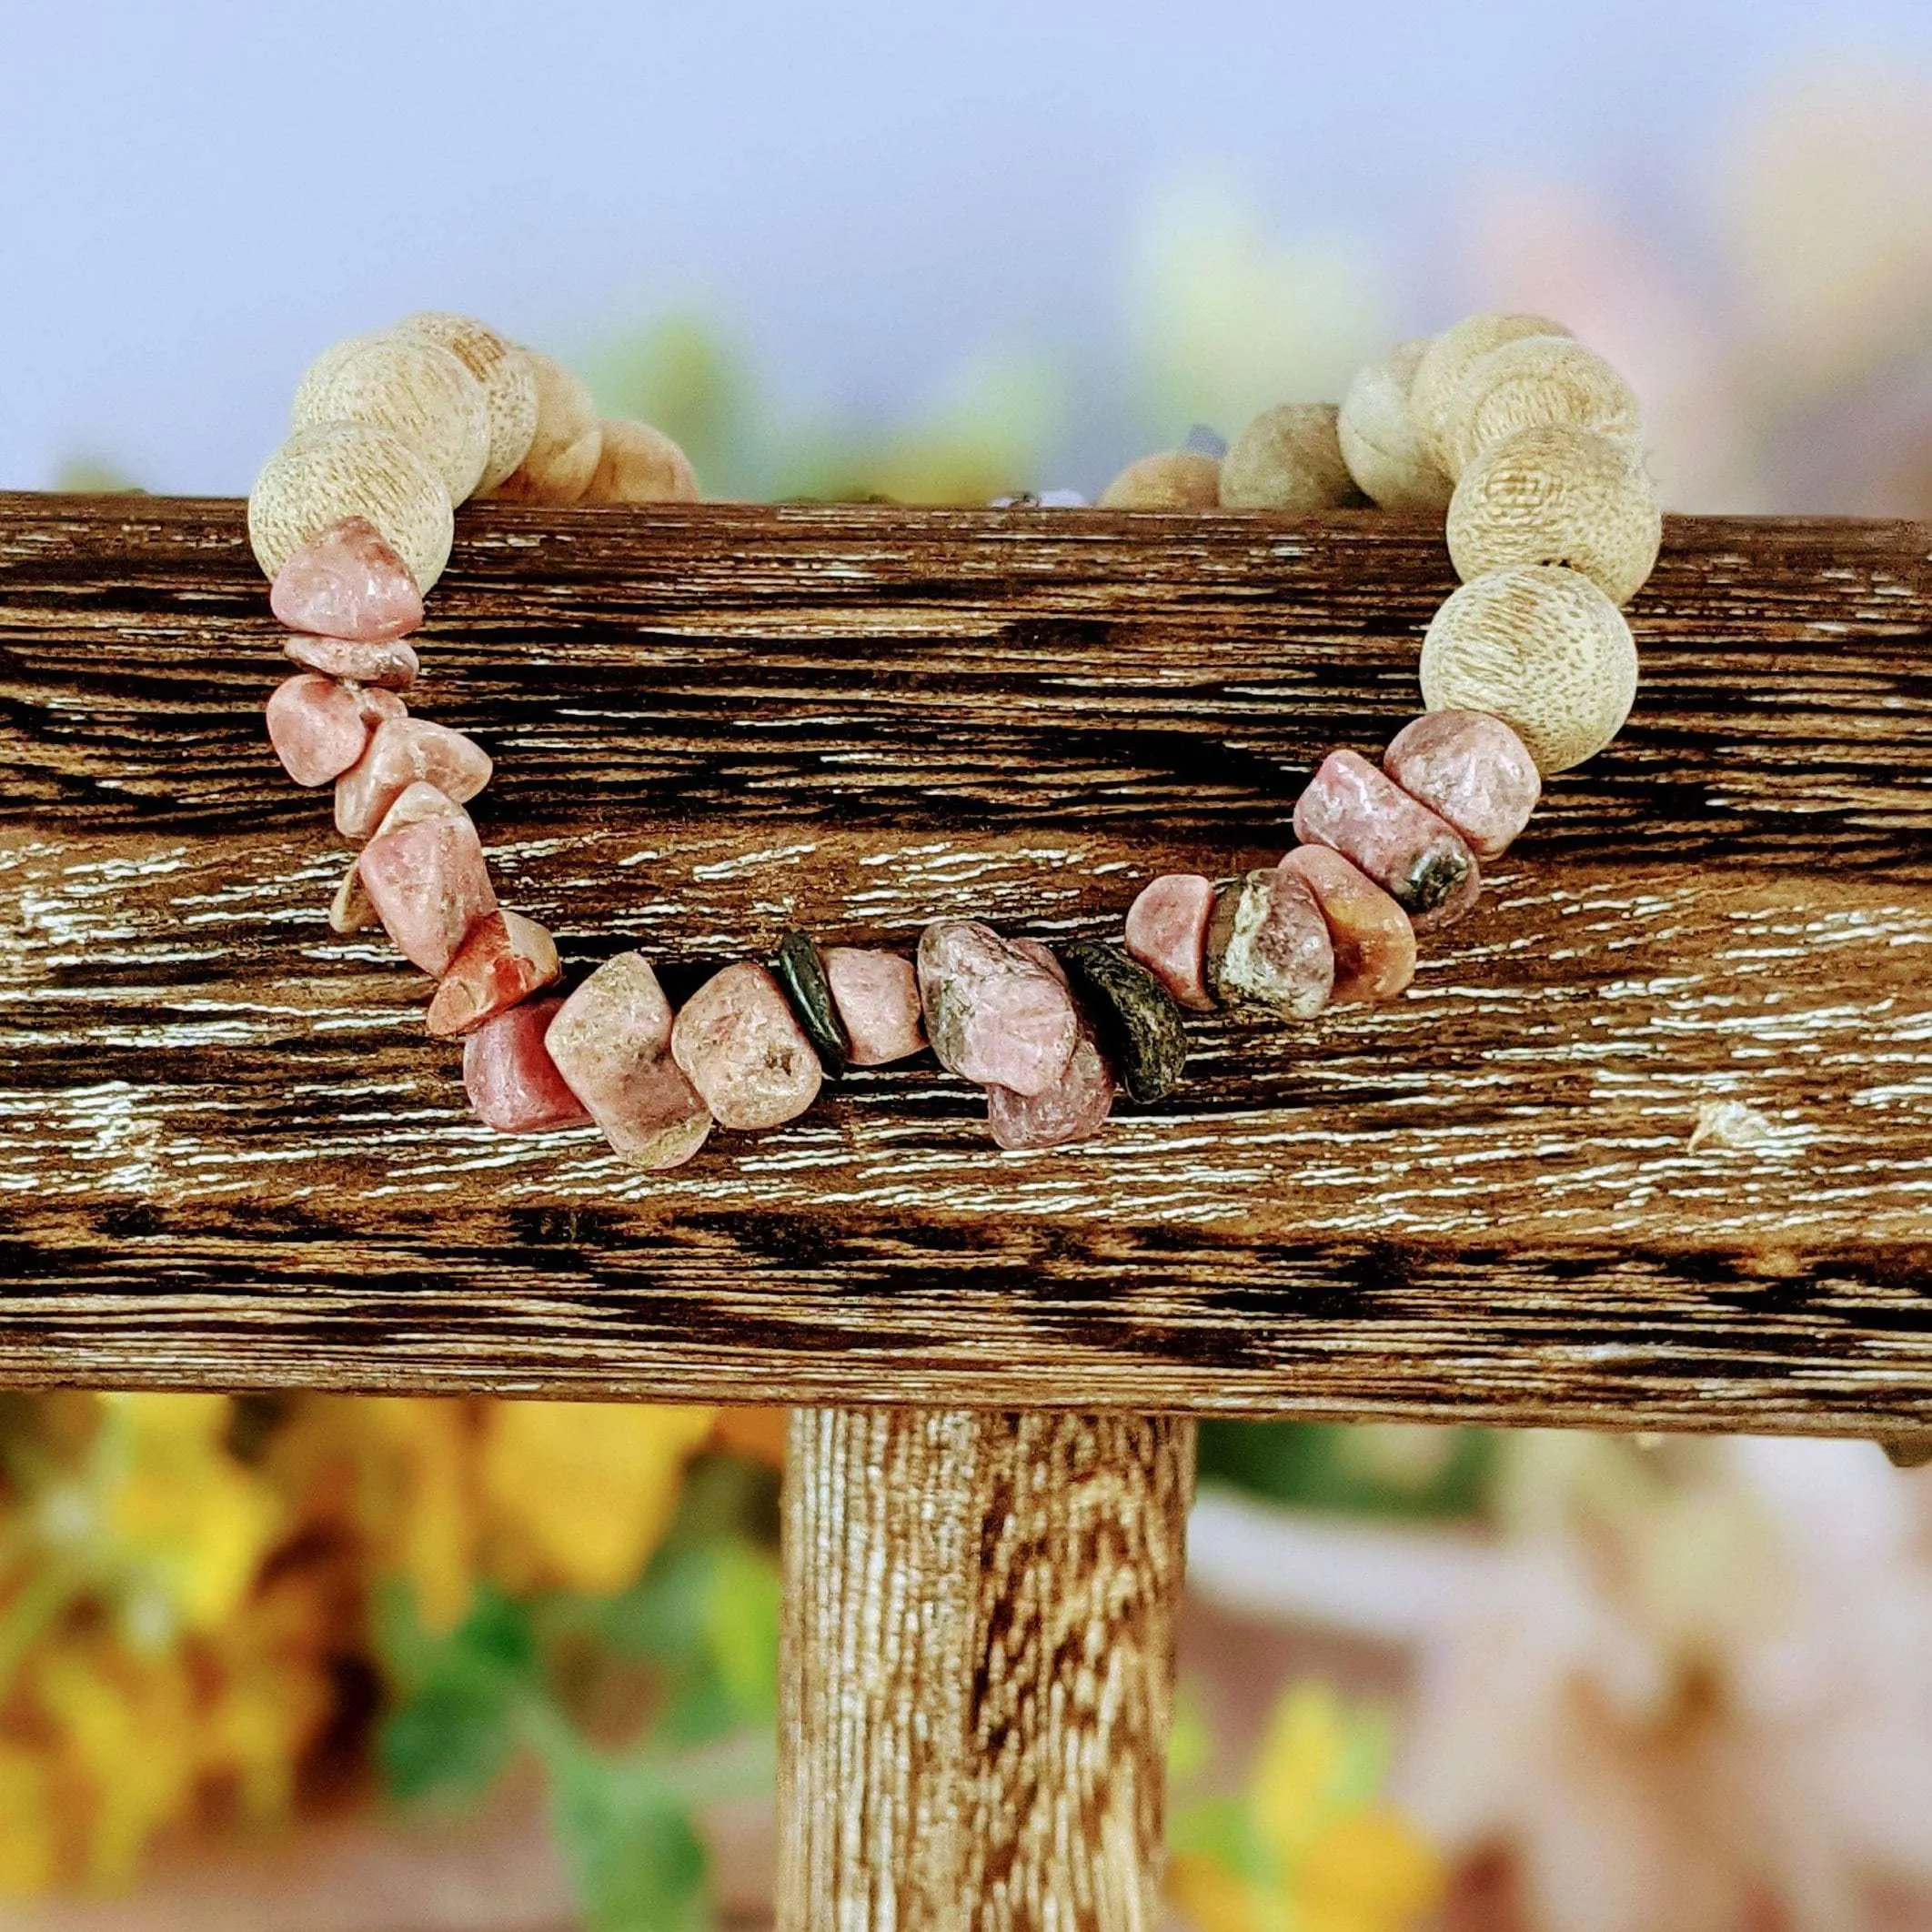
{"left": 1, "top": 492, "right": 1928, "bottom": 1431}
{"left": 779, "top": 1407, "right": 1192, "bottom": 1931}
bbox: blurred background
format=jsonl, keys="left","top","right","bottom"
{"left": 3, "top": 3, "right": 1931, "bottom": 1927}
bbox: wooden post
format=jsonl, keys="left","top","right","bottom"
{"left": 780, "top": 1408, "right": 1195, "bottom": 1930}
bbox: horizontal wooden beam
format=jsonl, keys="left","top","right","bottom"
{"left": 1, "top": 493, "right": 1928, "bottom": 1432}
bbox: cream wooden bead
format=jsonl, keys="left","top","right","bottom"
{"left": 1410, "top": 313, "right": 1571, "bottom": 472}
{"left": 1098, "top": 451, "right": 1222, "bottom": 509}
{"left": 1219, "top": 404, "right": 1363, "bottom": 511}
{"left": 393, "top": 311, "right": 538, "bottom": 493}
{"left": 248, "top": 420, "right": 454, "bottom": 592}
{"left": 493, "top": 349, "right": 603, "bottom": 504}
{"left": 1421, "top": 563, "right": 1637, "bottom": 774}
{"left": 1337, "top": 339, "right": 1452, "bottom": 511}
{"left": 1438, "top": 335, "right": 1639, "bottom": 478}
{"left": 290, "top": 334, "right": 491, "bottom": 501}
{"left": 1446, "top": 426, "right": 1662, "bottom": 605}
{"left": 580, "top": 419, "right": 700, "bottom": 504}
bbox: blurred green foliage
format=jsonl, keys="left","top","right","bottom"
{"left": 1197, "top": 1423, "right": 1497, "bottom": 1521}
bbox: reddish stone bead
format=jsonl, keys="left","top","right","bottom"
{"left": 355, "top": 785, "right": 497, "bottom": 976}
{"left": 336, "top": 717, "right": 492, "bottom": 840}
{"left": 1278, "top": 846, "right": 1416, "bottom": 1003}
{"left": 265, "top": 673, "right": 369, "bottom": 787}
{"left": 1384, "top": 710, "right": 1541, "bottom": 860}
{"left": 917, "top": 919, "right": 1079, "bottom": 1098}
{"left": 463, "top": 997, "right": 593, "bottom": 1134}
{"left": 284, "top": 633, "right": 419, "bottom": 690}
{"left": 671, "top": 962, "right": 822, "bottom": 1131}
{"left": 269, "top": 517, "right": 424, "bottom": 642}
{"left": 546, "top": 952, "right": 712, "bottom": 1170}
{"left": 823, "top": 947, "right": 926, "bottom": 1066}
{"left": 427, "top": 909, "right": 561, "bottom": 1038}
{"left": 1293, "top": 750, "right": 1481, "bottom": 931}
{"left": 987, "top": 1030, "right": 1114, "bottom": 1150}
{"left": 1206, "top": 869, "right": 1334, "bottom": 1019}
{"left": 1123, "top": 874, "right": 1216, "bottom": 1011}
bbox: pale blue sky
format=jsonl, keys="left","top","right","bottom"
{"left": 3, "top": 0, "right": 1928, "bottom": 491}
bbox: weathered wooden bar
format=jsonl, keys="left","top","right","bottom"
{"left": 1, "top": 492, "right": 1928, "bottom": 1925}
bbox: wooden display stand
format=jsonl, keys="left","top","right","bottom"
{"left": 2, "top": 496, "right": 1927, "bottom": 1927}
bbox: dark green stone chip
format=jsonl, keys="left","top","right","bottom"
{"left": 773, "top": 930, "right": 850, "bottom": 1076}
{"left": 1059, "top": 941, "right": 1189, "bottom": 1103}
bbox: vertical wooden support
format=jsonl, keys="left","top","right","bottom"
{"left": 779, "top": 1408, "right": 1195, "bottom": 1931}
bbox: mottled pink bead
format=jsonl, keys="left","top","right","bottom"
{"left": 1206, "top": 869, "right": 1334, "bottom": 1019}
{"left": 356, "top": 787, "right": 497, "bottom": 976}
{"left": 1123, "top": 874, "right": 1216, "bottom": 1011}
{"left": 823, "top": 947, "right": 925, "bottom": 1066}
{"left": 1293, "top": 750, "right": 1481, "bottom": 931}
{"left": 265, "top": 672, "right": 369, "bottom": 787}
{"left": 987, "top": 1030, "right": 1114, "bottom": 1151}
{"left": 546, "top": 952, "right": 712, "bottom": 1170}
{"left": 284, "top": 633, "right": 419, "bottom": 690}
{"left": 916, "top": 920, "right": 1079, "bottom": 1098}
{"left": 269, "top": 517, "right": 425, "bottom": 642}
{"left": 463, "top": 997, "right": 594, "bottom": 1134}
{"left": 671, "top": 962, "right": 822, "bottom": 1131}
{"left": 1384, "top": 710, "right": 1541, "bottom": 861}
{"left": 1279, "top": 846, "right": 1415, "bottom": 1004}
{"left": 427, "top": 909, "right": 561, "bottom": 1039}
{"left": 336, "top": 717, "right": 492, "bottom": 840}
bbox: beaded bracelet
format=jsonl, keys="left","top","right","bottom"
{"left": 249, "top": 308, "right": 1656, "bottom": 1168}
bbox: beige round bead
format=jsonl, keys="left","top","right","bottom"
{"left": 1098, "top": 451, "right": 1222, "bottom": 509}
{"left": 581, "top": 419, "right": 700, "bottom": 504}
{"left": 1219, "top": 404, "right": 1364, "bottom": 511}
{"left": 1438, "top": 335, "right": 1640, "bottom": 478}
{"left": 1447, "top": 426, "right": 1662, "bottom": 605}
{"left": 1410, "top": 313, "right": 1572, "bottom": 472}
{"left": 1337, "top": 339, "right": 1452, "bottom": 511}
{"left": 291, "top": 333, "right": 491, "bottom": 501}
{"left": 493, "top": 349, "right": 604, "bottom": 504}
{"left": 393, "top": 311, "right": 538, "bottom": 493}
{"left": 1421, "top": 564, "right": 1637, "bottom": 774}
{"left": 248, "top": 420, "right": 454, "bottom": 592}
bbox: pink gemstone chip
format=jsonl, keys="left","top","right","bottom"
{"left": 1123, "top": 874, "right": 1216, "bottom": 1011}
{"left": 427, "top": 909, "right": 562, "bottom": 1039}
{"left": 545, "top": 952, "right": 712, "bottom": 1171}
{"left": 265, "top": 672, "right": 370, "bottom": 787}
{"left": 355, "top": 785, "right": 497, "bottom": 976}
{"left": 1205, "top": 869, "right": 1335, "bottom": 1019}
{"left": 336, "top": 717, "right": 492, "bottom": 840}
{"left": 284, "top": 634, "right": 420, "bottom": 691}
{"left": 1278, "top": 846, "right": 1416, "bottom": 1004}
{"left": 916, "top": 919, "right": 1079, "bottom": 1099}
{"left": 463, "top": 997, "right": 594, "bottom": 1134}
{"left": 823, "top": 947, "right": 926, "bottom": 1066}
{"left": 1384, "top": 710, "right": 1541, "bottom": 861}
{"left": 1293, "top": 750, "right": 1481, "bottom": 931}
{"left": 987, "top": 1030, "right": 1114, "bottom": 1151}
{"left": 270, "top": 517, "right": 425, "bottom": 643}
{"left": 671, "top": 962, "right": 823, "bottom": 1131}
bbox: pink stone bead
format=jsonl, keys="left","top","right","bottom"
{"left": 1293, "top": 749, "right": 1481, "bottom": 931}
{"left": 284, "top": 633, "right": 420, "bottom": 690}
{"left": 336, "top": 717, "right": 492, "bottom": 840}
{"left": 265, "top": 673, "right": 369, "bottom": 787}
{"left": 546, "top": 952, "right": 712, "bottom": 1170}
{"left": 1206, "top": 869, "right": 1335, "bottom": 1019}
{"left": 269, "top": 517, "right": 425, "bottom": 642}
{"left": 823, "top": 947, "right": 926, "bottom": 1066}
{"left": 355, "top": 788, "right": 497, "bottom": 976}
{"left": 671, "top": 962, "right": 823, "bottom": 1131}
{"left": 987, "top": 1030, "right": 1114, "bottom": 1151}
{"left": 1123, "top": 874, "right": 1216, "bottom": 1011}
{"left": 352, "top": 685, "right": 408, "bottom": 728}
{"left": 1278, "top": 846, "right": 1416, "bottom": 1004}
{"left": 916, "top": 920, "right": 1079, "bottom": 1099}
{"left": 1384, "top": 710, "right": 1541, "bottom": 861}
{"left": 427, "top": 909, "right": 562, "bottom": 1039}
{"left": 463, "top": 997, "right": 594, "bottom": 1134}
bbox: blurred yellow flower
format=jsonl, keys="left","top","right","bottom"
{"left": 0, "top": 1742, "right": 55, "bottom": 1893}
{"left": 481, "top": 1401, "right": 717, "bottom": 1597}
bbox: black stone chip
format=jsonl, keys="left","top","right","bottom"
{"left": 1059, "top": 941, "right": 1189, "bottom": 1103}
{"left": 773, "top": 930, "right": 850, "bottom": 1077}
